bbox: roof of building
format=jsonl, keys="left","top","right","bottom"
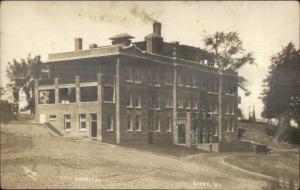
{"left": 109, "top": 33, "right": 135, "bottom": 40}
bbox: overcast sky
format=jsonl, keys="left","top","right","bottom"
{"left": 1, "top": 1, "right": 299, "bottom": 118}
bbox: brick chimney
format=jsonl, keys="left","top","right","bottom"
{"left": 153, "top": 22, "right": 161, "bottom": 37}
{"left": 75, "top": 38, "right": 82, "bottom": 51}
{"left": 145, "top": 22, "right": 163, "bottom": 53}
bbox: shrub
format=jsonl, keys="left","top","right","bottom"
{"left": 0, "top": 100, "right": 13, "bottom": 124}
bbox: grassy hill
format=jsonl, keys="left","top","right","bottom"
{"left": 238, "top": 121, "right": 299, "bottom": 149}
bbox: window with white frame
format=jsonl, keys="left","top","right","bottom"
{"left": 148, "top": 95, "right": 154, "bottom": 108}
{"left": 135, "top": 114, "right": 141, "bottom": 131}
{"left": 154, "top": 73, "right": 160, "bottom": 86}
{"left": 135, "top": 95, "right": 141, "bottom": 108}
{"left": 178, "top": 97, "right": 184, "bottom": 108}
{"left": 155, "top": 117, "right": 160, "bottom": 132}
{"left": 64, "top": 115, "right": 71, "bottom": 131}
{"left": 226, "top": 120, "right": 230, "bottom": 132}
{"left": 107, "top": 114, "right": 114, "bottom": 131}
{"left": 178, "top": 74, "right": 183, "bottom": 86}
{"left": 214, "top": 126, "right": 218, "bottom": 136}
{"left": 186, "top": 76, "right": 191, "bottom": 87}
{"left": 127, "top": 114, "right": 133, "bottom": 131}
{"left": 79, "top": 114, "right": 87, "bottom": 130}
{"left": 165, "top": 95, "right": 173, "bottom": 108}
{"left": 127, "top": 67, "right": 133, "bottom": 82}
{"left": 127, "top": 92, "right": 133, "bottom": 107}
{"left": 231, "top": 120, "right": 235, "bottom": 132}
{"left": 192, "top": 77, "right": 197, "bottom": 88}
{"left": 155, "top": 96, "right": 161, "bottom": 109}
{"left": 214, "top": 82, "right": 219, "bottom": 93}
{"left": 213, "top": 103, "right": 218, "bottom": 114}
{"left": 167, "top": 117, "right": 172, "bottom": 132}
{"left": 226, "top": 104, "right": 230, "bottom": 115}
{"left": 186, "top": 97, "right": 191, "bottom": 109}
{"left": 231, "top": 106, "right": 235, "bottom": 115}
{"left": 135, "top": 67, "right": 141, "bottom": 83}
{"left": 193, "top": 97, "right": 198, "bottom": 110}
{"left": 165, "top": 71, "right": 173, "bottom": 85}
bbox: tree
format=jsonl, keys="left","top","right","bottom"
{"left": 203, "top": 31, "right": 255, "bottom": 95}
{"left": 261, "top": 42, "right": 300, "bottom": 140}
{"left": 6, "top": 55, "right": 41, "bottom": 114}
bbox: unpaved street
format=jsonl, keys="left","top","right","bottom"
{"left": 0, "top": 123, "right": 275, "bottom": 189}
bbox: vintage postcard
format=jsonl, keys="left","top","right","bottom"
{"left": 0, "top": 1, "right": 299, "bottom": 189}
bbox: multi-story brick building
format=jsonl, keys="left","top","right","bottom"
{"left": 35, "top": 22, "right": 238, "bottom": 150}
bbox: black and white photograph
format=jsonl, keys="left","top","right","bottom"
{"left": 0, "top": 1, "right": 299, "bottom": 189}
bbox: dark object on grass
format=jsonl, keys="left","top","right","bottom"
{"left": 251, "top": 144, "right": 271, "bottom": 154}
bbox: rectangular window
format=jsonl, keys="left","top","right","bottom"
{"left": 155, "top": 96, "right": 160, "bottom": 109}
{"left": 103, "top": 85, "right": 114, "bottom": 102}
{"left": 127, "top": 92, "right": 133, "bottom": 107}
{"left": 48, "top": 115, "right": 56, "bottom": 120}
{"left": 215, "top": 82, "right": 219, "bottom": 93}
{"left": 226, "top": 120, "right": 230, "bottom": 132}
{"left": 231, "top": 120, "right": 235, "bottom": 132}
{"left": 107, "top": 114, "right": 114, "bottom": 131}
{"left": 192, "top": 77, "right": 197, "bottom": 88}
{"left": 186, "top": 76, "right": 191, "bottom": 87}
{"left": 135, "top": 67, "right": 141, "bottom": 82}
{"left": 155, "top": 117, "right": 160, "bottom": 132}
{"left": 135, "top": 95, "right": 141, "bottom": 108}
{"left": 167, "top": 117, "right": 172, "bottom": 132}
{"left": 154, "top": 73, "right": 160, "bottom": 86}
{"left": 226, "top": 104, "right": 230, "bottom": 115}
{"left": 80, "top": 86, "right": 97, "bottom": 102}
{"left": 178, "top": 74, "right": 183, "bottom": 86}
{"left": 59, "top": 88, "right": 76, "bottom": 103}
{"left": 213, "top": 103, "right": 218, "bottom": 114}
{"left": 127, "top": 115, "right": 133, "bottom": 131}
{"left": 64, "top": 115, "right": 71, "bottom": 131}
{"left": 148, "top": 95, "right": 154, "bottom": 108}
{"left": 127, "top": 67, "right": 133, "bottom": 82}
{"left": 135, "top": 114, "right": 141, "bottom": 131}
{"left": 186, "top": 98, "right": 191, "bottom": 109}
{"left": 178, "top": 97, "right": 184, "bottom": 108}
{"left": 165, "top": 71, "right": 173, "bottom": 85}
{"left": 79, "top": 114, "right": 87, "bottom": 130}
{"left": 39, "top": 89, "right": 55, "bottom": 104}
{"left": 165, "top": 95, "right": 173, "bottom": 108}
{"left": 193, "top": 97, "right": 198, "bottom": 110}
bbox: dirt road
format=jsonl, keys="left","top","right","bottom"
{"left": 1, "top": 123, "right": 270, "bottom": 189}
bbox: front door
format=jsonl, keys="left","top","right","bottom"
{"left": 90, "top": 114, "right": 97, "bottom": 138}
{"left": 178, "top": 124, "right": 186, "bottom": 144}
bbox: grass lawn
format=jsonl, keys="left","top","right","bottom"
{"left": 239, "top": 122, "right": 299, "bottom": 149}
{"left": 224, "top": 152, "right": 299, "bottom": 185}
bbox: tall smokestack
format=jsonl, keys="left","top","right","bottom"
{"left": 75, "top": 38, "right": 82, "bottom": 51}
{"left": 153, "top": 22, "right": 161, "bottom": 37}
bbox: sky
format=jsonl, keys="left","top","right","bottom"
{"left": 1, "top": 1, "right": 299, "bottom": 119}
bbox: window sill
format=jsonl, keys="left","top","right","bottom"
{"left": 79, "top": 129, "right": 87, "bottom": 132}
{"left": 126, "top": 80, "right": 133, "bottom": 83}
{"left": 103, "top": 101, "right": 115, "bottom": 104}
{"left": 135, "top": 129, "right": 142, "bottom": 132}
{"left": 155, "top": 108, "right": 161, "bottom": 111}
{"left": 126, "top": 106, "right": 133, "bottom": 108}
{"left": 165, "top": 83, "right": 173, "bottom": 86}
{"left": 178, "top": 84, "right": 184, "bottom": 87}
{"left": 106, "top": 129, "right": 114, "bottom": 132}
{"left": 135, "top": 106, "right": 142, "bottom": 109}
{"left": 127, "top": 129, "right": 133, "bottom": 132}
{"left": 154, "top": 84, "right": 161, "bottom": 87}
{"left": 155, "top": 130, "right": 161, "bottom": 133}
{"left": 39, "top": 103, "right": 55, "bottom": 105}
{"left": 135, "top": 81, "right": 142, "bottom": 84}
{"left": 166, "top": 130, "right": 172, "bottom": 133}
{"left": 65, "top": 129, "right": 71, "bottom": 132}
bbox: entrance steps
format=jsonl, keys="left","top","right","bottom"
{"left": 42, "top": 122, "right": 64, "bottom": 136}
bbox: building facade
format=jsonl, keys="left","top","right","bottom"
{"left": 35, "top": 22, "right": 239, "bottom": 148}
